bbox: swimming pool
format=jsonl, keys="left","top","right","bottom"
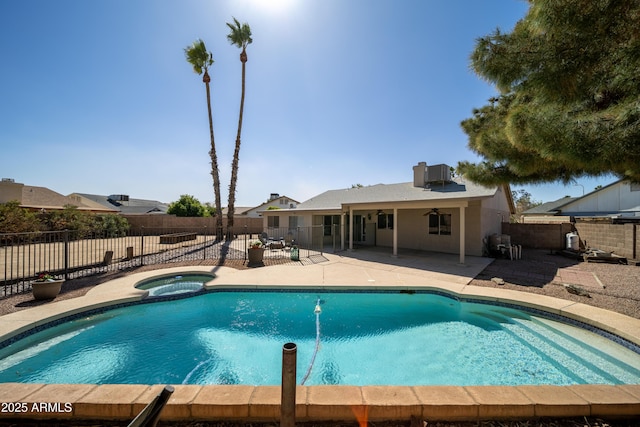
{"left": 1, "top": 290, "right": 639, "bottom": 386}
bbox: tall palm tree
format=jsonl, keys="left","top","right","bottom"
{"left": 225, "top": 17, "right": 252, "bottom": 238}
{"left": 184, "top": 39, "right": 223, "bottom": 240}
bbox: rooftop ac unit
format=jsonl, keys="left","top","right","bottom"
{"left": 108, "top": 194, "right": 130, "bottom": 202}
{"left": 426, "top": 164, "right": 451, "bottom": 183}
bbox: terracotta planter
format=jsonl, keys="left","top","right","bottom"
{"left": 247, "top": 247, "right": 265, "bottom": 266}
{"left": 32, "top": 279, "right": 64, "bottom": 300}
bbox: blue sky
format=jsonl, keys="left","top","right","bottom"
{"left": 0, "top": 0, "right": 615, "bottom": 207}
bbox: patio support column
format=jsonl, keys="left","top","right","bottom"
{"left": 459, "top": 205, "right": 466, "bottom": 264}
{"left": 392, "top": 207, "right": 398, "bottom": 257}
{"left": 340, "top": 211, "right": 346, "bottom": 251}
{"left": 348, "top": 207, "right": 354, "bottom": 251}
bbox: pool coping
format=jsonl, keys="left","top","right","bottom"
{"left": 1, "top": 254, "right": 640, "bottom": 422}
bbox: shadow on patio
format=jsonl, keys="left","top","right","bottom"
{"left": 330, "top": 245, "right": 494, "bottom": 281}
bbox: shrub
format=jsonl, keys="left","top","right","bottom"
{"left": 0, "top": 201, "right": 130, "bottom": 237}
{"left": 0, "top": 201, "right": 42, "bottom": 233}
{"left": 167, "top": 194, "right": 207, "bottom": 217}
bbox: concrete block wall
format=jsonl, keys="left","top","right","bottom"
{"left": 502, "top": 221, "right": 638, "bottom": 259}
{"left": 574, "top": 222, "right": 638, "bottom": 259}
{"left": 121, "top": 214, "right": 263, "bottom": 235}
{"left": 501, "top": 223, "right": 573, "bottom": 250}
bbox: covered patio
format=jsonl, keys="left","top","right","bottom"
{"left": 261, "top": 162, "right": 514, "bottom": 265}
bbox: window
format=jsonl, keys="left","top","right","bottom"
{"left": 428, "top": 213, "right": 451, "bottom": 235}
{"left": 324, "top": 215, "right": 340, "bottom": 236}
{"left": 268, "top": 216, "right": 279, "bottom": 228}
{"left": 289, "top": 216, "right": 300, "bottom": 228}
{"left": 377, "top": 212, "right": 394, "bottom": 229}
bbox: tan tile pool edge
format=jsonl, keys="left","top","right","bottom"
{"left": 1, "top": 383, "right": 639, "bottom": 422}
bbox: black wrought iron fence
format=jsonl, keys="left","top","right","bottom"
{"left": 0, "top": 225, "right": 324, "bottom": 298}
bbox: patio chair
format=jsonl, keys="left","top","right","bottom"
{"left": 269, "top": 238, "right": 285, "bottom": 250}
{"left": 284, "top": 233, "right": 295, "bottom": 249}
{"left": 259, "top": 232, "right": 269, "bottom": 246}
{"left": 128, "top": 385, "right": 174, "bottom": 427}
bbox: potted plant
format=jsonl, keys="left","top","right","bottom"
{"left": 247, "top": 240, "right": 265, "bottom": 266}
{"left": 32, "top": 271, "right": 64, "bottom": 300}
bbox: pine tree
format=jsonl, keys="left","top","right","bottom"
{"left": 458, "top": 0, "right": 640, "bottom": 185}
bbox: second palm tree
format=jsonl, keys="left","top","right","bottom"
{"left": 226, "top": 17, "right": 252, "bottom": 239}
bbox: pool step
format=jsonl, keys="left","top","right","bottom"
{"left": 502, "top": 316, "right": 640, "bottom": 384}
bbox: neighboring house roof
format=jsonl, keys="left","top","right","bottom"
{"left": 73, "top": 193, "right": 168, "bottom": 214}
{"left": 285, "top": 180, "right": 504, "bottom": 212}
{"left": 221, "top": 207, "right": 253, "bottom": 216}
{"left": 522, "top": 196, "right": 578, "bottom": 215}
{"left": 5, "top": 184, "right": 117, "bottom": 212}
{"left": 621, "top": 204, "right": 640, "bottom": 213}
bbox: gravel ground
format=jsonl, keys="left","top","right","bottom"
{"left": 469, "top": 249, "right": 640, "bottom": 319}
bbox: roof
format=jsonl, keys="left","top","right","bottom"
{"left": 293, "top": 179, "right": 500, "bottom": 211}
{"left": 221, "top": 207, "right": 253, "bottom": 215}
{"left": 20, "top": 186, "right": 117, "bottom": 212}
{"left": 73, "top": 193, "right": 168, "bottom": 214}
{"left": 522, "top": 196, "right": 577, "bottom": 215}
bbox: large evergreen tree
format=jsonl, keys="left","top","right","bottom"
{"left": 458, "top": 0, "right": 640, "bottom": 185}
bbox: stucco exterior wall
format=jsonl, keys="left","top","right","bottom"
{"left": 465, "top": 202, "right": 484, "bottom": 256}
{"left": 478, "top": 195, "right": 510, "bottom": 253}
{"left": 563, "top": 181, "right": 640, "bottom": 214}
{"left": 394, "top": 207, "right": 485, "bottom": 256}
{"left": 396, "top": 209, "right": 458, "bottom": 254}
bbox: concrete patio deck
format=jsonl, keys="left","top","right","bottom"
{"left": 1, "top": 250, "right": 640, "bottom": 423}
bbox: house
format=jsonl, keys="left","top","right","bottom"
{"left": 249, "top": 193, "right": 299, "bottom": 217}
{"left": 0, "top": 179, "right": 117, "bottom": 213}
{"left": 521, "top": 179, "right": 640, "bottom": 223}
{"left": 225, "top": 193, "right": 300, "bottom": 219}
{"left": 71, "top": 193, "right": 169, "bottom": 215}
{"left": 261, "top": 162, "right": 513, "bottom": 263}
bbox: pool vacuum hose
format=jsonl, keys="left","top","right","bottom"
{"left": 301, "top": 298, "right": 322, "bottom": 385}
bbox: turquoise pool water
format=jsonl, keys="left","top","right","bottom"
{"left": 1, "top": 290, "right": 639, "bottom": 386}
